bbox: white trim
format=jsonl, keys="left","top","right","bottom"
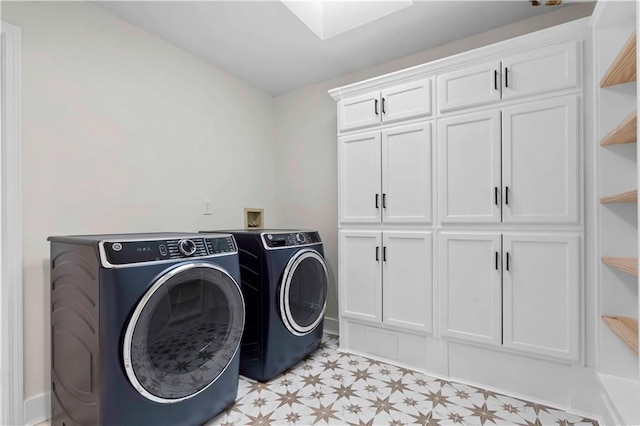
{"left": 323, "top": 316, "right": 339, "bottom": 335}
{"left": 0, "top": 20, "right": 23, "bottom": 426}
{"left": 24, "top": 393, "right": 50, "bottom": 426}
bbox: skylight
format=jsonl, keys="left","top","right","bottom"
{"left": 281, "top": 0, "right": 414, "bottom": 40}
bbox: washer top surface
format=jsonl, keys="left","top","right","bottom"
{"left": 48, "top": 232, "right": 229, "bottom": 244}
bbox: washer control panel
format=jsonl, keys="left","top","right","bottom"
{"left": 262, "top": 231, "right": 321, "bottom": 249}
{"left": 101, "top": 235, "right": 237, "bottom": 266}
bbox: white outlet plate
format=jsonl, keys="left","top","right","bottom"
{"left": 203, "top": 199, "right": 213, "bottom": 215}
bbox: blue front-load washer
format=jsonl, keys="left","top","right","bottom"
{"left": 47, "top": 233, "right": 244, "bottom": 426}
{"left": 219, "top": 229, "right": 328, "bottom": 382}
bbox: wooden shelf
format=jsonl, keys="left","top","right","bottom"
{"left": 601, "top": 31, "right": 637, "bottom": 87}
{"left": 602, "top": 315, "right": 639, "bottom": 354}
{"left": 602, "top": 256, "right": 638, "bottom": 276}
{"left": 601, "top": 190, "right": 638, "bottom": 204}
{"left": 601, "top": 110, "right": 637, "bottom": 146}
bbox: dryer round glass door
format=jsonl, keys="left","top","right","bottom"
{"left": 279, "top": 249, "right": 328, "bottom": 336}
{"left": 123, "top": 263, "right": 244, "bottom": 403}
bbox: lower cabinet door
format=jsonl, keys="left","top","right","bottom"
{"left": 439, "top": 232, "right": 502, "bottom": 346}
{"left": 339, "top": 230, "right": 382, "bottom": 323}
{"left": 382, "top": 231, "right": 433, "bottom": 333}
{"left": 502, "top": 233, "right": 580, "bottom": 361}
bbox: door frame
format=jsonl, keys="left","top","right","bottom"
{"left": 0, "top": 20, "right": 23, "bottom": 426}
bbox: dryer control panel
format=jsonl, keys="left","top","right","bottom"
{"left": 100, "top": 235, "right": 237, "bottom": 266}
{"left": 261, "top": 231, "right": 321, "bottom": 249}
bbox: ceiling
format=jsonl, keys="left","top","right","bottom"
{"left": 94, "top": 1, "right": 587, "bottom": 96}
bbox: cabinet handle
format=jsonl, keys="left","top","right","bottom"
{"left": 506, "top": 252, "right": 510, "bottom": 271}
{"left": 383, "top": 246, "right": 387, "bottom": 262}
{"left": 495, "top": 251, "right": 499, "bottom": 270}
{"left": 375, "top": 194, "right": 379, "bottom": 209}
{"left": 505, "top": 186, "right": 510, "bottom": 205}
{"left": 376, "top": 246, "right": 379, "bottom": 261}
{"left": 382, "top": 193, "right": 387, "bottom": 209}
{"left": 494, "top": 187, "right": 499, "bottom": 206}
{"left": 374, "top": 99, "right": 379, "bottom": 115}
{"left": 494, "top": 70, "right": 498, "bottom": 91}
{"left": 382, "top": 97, "right": 386, "bottom": 114}
{"left": 504, "top": 67, "right": 509, "bottom": 88}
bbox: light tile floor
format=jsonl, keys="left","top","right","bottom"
{"left": 206, "top": 334, "right": 599, "bottom": 426}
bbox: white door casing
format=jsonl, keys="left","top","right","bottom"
{"left": 0, "top": 20, "right": 23, "bottom": 426}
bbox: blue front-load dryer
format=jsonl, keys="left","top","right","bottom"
{"left": 223, "top": 229, "right": 328, "bottom": 382}
{"left": 48, "top": 233, "right": 245, "bottom": 426}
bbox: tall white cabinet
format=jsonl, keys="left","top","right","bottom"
{"left": 330, "top": 17, "right": 601, "bottom": 419}
{"left": 591, "top": 1, "right": 640, "bottom": 424}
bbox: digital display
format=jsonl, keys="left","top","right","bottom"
{"left": 105, "top": 241, "right": 163, "bottom": 265}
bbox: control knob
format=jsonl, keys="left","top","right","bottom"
{"left": 178, "top": 239, "right": 197, "bottom": 256}
{"left": 296, "top": 233, "right": 305, "bottom": 244}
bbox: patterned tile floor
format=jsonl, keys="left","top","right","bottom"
{"left": 206, "top": 334, "right": 599, "bottom": 426}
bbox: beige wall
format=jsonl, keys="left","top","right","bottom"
{"left": 2, "top": 1, "right": 277, "bottom": 401}
{"left": 273, "top": 2, "right": 595, "bottom": 329}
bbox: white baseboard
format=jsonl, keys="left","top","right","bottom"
{"left": 24, "top": 392, "right": 50, "bottom": 426}
{"left": 324, "top": 316, "right": 339, "bottom": 335}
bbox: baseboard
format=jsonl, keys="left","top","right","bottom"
{"left": 24, "top": 392, "right": 50, "bottom": 426}
{"left": 324, "top": 316, "right": 339, "bottom": 335}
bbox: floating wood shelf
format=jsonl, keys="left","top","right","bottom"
{"left": 601, "top": 110, "right": 637, "bottom": 146}
{"left": 602, "top": 256, "right": 638, "bottom": 276}
{"left": 601, "top": 31, "right": 637, "bottom": 87}
{"left": 601, "top": 190, "right": 638, "bottom": 204}
{"left": 602, "top": 315, "right": 639, "bottom": 355}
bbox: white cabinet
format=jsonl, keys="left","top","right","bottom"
{"left": 439, "top": 233, "right": 502, "bottom": 346}
{"left": 338, "top": 78, "right": 432, "bottom": 132}
{"left": 439, "top": 232, "right": 580, "bottom": 361}
{"left": 438, "top": 110, "right": 502, "bottom": 223}
{"left": 438, "top": 95, "right": 579, "bottom": 224}
{"left": 502, "top": 96, "right": 579, "bottom": 224}
{"left": 339, "top": 230, "right": 381, "bottom": 323}
{"left": 339, "top": 132, "right": 381, "bottom": 224}
{"left": 382, "top": 232, "right": 433, "bottom": 333}
{"left": 437, "top": 41, "right": 579, "bottom": 112}
{"left": 339, "top": 230, "right": 432, "bottom": 333}
{"left": 339, "top": 122, "right": 432, "bottom": 225}
{"left": 436, "top": 60, "right": 502, "bottom": 112}
{"left": 502, "top": 234, "right": 580, "bottom": 361}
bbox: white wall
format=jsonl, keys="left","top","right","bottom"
{"left": 1, "top": 1, "right": 278, "bottom": 405}
{"left": 273, "top": 3, "right": 595, "bottom": 332}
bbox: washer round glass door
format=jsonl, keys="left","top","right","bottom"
{"left": 123, "top": 262, "right": 244, "bottom": 403}
{"left": 279, "top": 249, "right": 328, "bottom": 336}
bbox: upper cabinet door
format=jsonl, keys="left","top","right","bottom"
{"left": 438, "top": 110, "right": 502, "bottom": 223}
{"left": 437, "top": 60, "right": 502, "bottom": 112}
{"left": 338, "top": 91, "right": 381, "bottom": 132}
{"left": 382, "top": 231, "right": 433, "bottom": 333}
{"left": 339, "top": 230, "right": 382, "bottom": 324}
{"left": 502, "top": 95, "right": 579, "bottom": 224}
{"left": 439, "top": 232, "right": 502, "bottom": 346}
{"left": 382, "top": 122, "right": 432, "bottom": 224}
{"left": 501, "top": 41, "right": 579, "bottom": 101}
{"left": 339, "top": 132, "right": 382, "bottom": 224}
{"left": 381, "top": 78, "right": 433, "bottom": 124}
{"left": 502, "top": 233, "right": 580, "bottom": 362}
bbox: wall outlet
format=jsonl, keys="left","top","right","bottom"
{"left": 203, "top": 198, "right": 213, "bottom": 215}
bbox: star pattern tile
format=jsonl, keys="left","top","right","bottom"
{"left": 205, "top": 334, "right": 598, "bottom": 426}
